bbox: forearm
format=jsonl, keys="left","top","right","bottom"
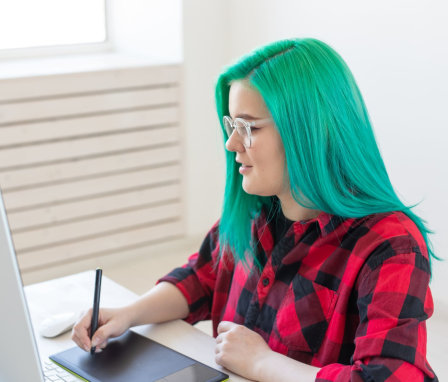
{"left": 255, "top": 350, "right": 319, "bottom": 382}
{"left": 125, "top": 282, "right": 190, "bottom": 327}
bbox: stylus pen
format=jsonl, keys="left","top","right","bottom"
{"left": 90, "top": 268, "right": 102, "bottom": 354}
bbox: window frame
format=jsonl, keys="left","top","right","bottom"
{"left": 0, "top": 0, "right": 113, "bottom": 60}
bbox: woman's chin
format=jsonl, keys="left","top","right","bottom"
{"left": 242, "top": 182, "right": 271, "bottom": 197}
{"left": 241, "top": 182, "right": 255, "bottom": 195}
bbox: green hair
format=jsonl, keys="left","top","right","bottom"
{"left": 215, "top": 38, "right": 438, "bottom": 270}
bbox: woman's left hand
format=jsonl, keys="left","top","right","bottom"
{"left": 215, "top": 321, "right": 272, "bottom": 380}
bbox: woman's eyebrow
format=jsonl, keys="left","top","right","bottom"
{"left": 234, "top": 113, "right": 260, "bottom": 120}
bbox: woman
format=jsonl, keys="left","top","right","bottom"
{"left": 72, "top": 38, "right": 438, "bottom": 381}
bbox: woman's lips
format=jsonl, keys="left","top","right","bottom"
{"left": 239, "top": 165, "right": 253, "bottom": 174}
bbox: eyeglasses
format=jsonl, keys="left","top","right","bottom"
{"left": 223, "top": 116, "right": 272, "bottom": 148}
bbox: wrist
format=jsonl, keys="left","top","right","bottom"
{"left": 122, "top": 303, "right": 140, "bottom": 328}
{"left": 253, "top": 350, "right": 319, "bottom": 382}
{"left": 253, "top": 348, "right": 275, "bottom": 381}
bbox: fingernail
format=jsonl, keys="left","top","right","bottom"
{"left": 84, "top": 344, "right": 90, "bottom": 352}
{"left": 91, "top": 338, "right": 99, "bottom": 347}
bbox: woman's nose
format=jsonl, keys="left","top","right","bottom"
{"left": 225, "top": 130, "right": 245, "bottom": 152}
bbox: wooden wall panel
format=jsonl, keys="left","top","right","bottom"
{"left": 0, "top": 127, "right": 179, "bottom": 169}
{"left": 0, "top": 64, "right": 184, "bottom": 272}
{"left": 0, "top": 107, "right": 179, "bottom": 146}
{"left": 17, "top": 220, "right": 184, "bottom": 271}
{"left": 8, "top": 183, "right": 180, "bottom": 230}
{"left": 0, "top": 65, "right": 180, "bottom": 102}
{"left": 0, "top": 146, "right": 180, "bottom": 190}
{"left": 3, "top": 165, "right": 180, "bottom": 209}
{"left": 14, "top": 202, "right": 182, "bottom": 252}
{"left": 0, "top": 87, "right": 178, "bottom": 126}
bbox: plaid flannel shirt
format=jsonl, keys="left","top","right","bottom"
{"left": 159, "top": 209, "right": 437, "bottom": 381}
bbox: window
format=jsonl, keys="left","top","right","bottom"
{"left": 0, "top": 0, "right": 107, "bottom": 51}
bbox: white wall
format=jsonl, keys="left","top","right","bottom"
{"left": 183, "top": 0, "right": 448, "bottom": 306}
{"left": 109, "top": 0, "right": 228, "bottom": 239}
{"left": 109, "top": 0, "right": 182, "bottom": 63}
{"left": 182, "top": 0, "right": 228, "bottom": 236}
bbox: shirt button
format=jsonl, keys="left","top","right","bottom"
{"left": 262, "top": 278, "right": 270, "bottom": 287}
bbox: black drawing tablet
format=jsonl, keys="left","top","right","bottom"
{"left": 50, "top": 330, "right": 229, "bottom": 382}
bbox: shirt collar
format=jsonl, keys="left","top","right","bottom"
{"left": 256, "top": 207, "right": 342, "bottom": 243}
{"left": 290, "top": 210, "right": 343, "bottom": 238}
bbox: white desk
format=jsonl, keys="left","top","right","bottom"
{"left": 25, "top": 271, "right": 249, "bottom": 382}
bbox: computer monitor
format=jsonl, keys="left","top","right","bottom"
{"left": 0, "top": 188, "right": 45, "bottom": 381}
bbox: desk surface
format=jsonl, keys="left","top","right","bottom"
{"left": 25, "top": 271, "right": 249, "bottom": 382}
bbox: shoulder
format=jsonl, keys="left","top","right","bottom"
{"left": 353, "top": 211, "right": 430, "bottom": 274}
{"left": 360, "top": 211, "right": 424, "bottom": 242}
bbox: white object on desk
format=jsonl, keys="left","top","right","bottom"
{"left": 39, "top": 311, "right": 78, "bottom": 338}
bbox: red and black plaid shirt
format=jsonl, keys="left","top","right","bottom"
{"left": 159, "top": 208, "right": 437, "bottom": 381}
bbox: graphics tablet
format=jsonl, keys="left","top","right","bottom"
{"left": 50, "top": 330, "right": 229, "bottom": 382}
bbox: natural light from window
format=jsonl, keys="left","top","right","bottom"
{"left": 0, "top": 0, "right": 106, "bottom": 51}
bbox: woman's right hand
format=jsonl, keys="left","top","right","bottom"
{"left": 71, "top": 282, "right": 189, "bottom": 352}
{"left": 71, "top": 307, "right": 132, "bottom": 352}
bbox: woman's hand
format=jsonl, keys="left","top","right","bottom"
{"left": 71, "top": 307, "right": 132, "bottom": 352}
{"left": 215, "top": 321, "right": 272, "bottom": 381}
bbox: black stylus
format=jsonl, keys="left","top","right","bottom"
{"left": 90, "top": 268, "right": 102, "bottom": 354}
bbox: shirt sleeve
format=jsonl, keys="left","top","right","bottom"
{"left": 157, "top": 221, "right": 221, "bottom": 324}
{"left": 316, "top": 240, "right": 437, "bottom": 381}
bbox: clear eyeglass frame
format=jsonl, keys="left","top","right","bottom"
{"left": 223, "top": 116, "right": 272, "bottom": 148}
